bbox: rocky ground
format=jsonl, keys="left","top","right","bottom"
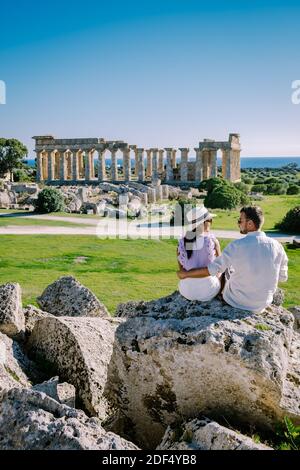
{"left": 0, "top": 276, "right": 299, "bottom": 450}
{"left": 0, "top": 181, "right": 194, "bottom": 216}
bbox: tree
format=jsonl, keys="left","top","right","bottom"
{"left": 34, "top": 187, "right": 65, "bottom": 213}
{"left": 275, "top": 206, "right": 300, "bottom": 233}
{"left": 205, "top": 185, "right": 244, "bottom": 210}
{"left": 251, "top": 184, "right": 267, "bottom": 193}
{"left": 265, "top": 183, "right": 287, "bottom": 195}
{"left": 287, "top": 184, "right": 300, "bottom": 195}
{"left": 202, "top": 177, "right": 250, "bottom": 210}
{"left": 199, "top": 177, "right": 228, "bottom": 193}
{"left": 0, "top": 138, "right": 28, "bottom": 181}
{"left": 234, "top": 182, "right": 250, "bottom": 194}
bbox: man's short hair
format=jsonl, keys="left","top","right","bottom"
{"left": 240, "top": 206, "right": 264, "bottom": 229}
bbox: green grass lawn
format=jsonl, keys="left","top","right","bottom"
{"left": 0, "top": 217, "right": 94, "bottom": 228}
{"left": 208, "top": 195, "right": 300, "bottom": 231}
{"left": 1, "top": 194, "right": 299, "bottom": 232}
{"left": 0, "top": 235, "right": 298, "bottom": 314}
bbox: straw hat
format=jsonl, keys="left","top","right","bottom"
{"left": 186, "top": 205, "right": 217, "bottom": 229}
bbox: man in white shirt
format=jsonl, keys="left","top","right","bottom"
{"left": 177, "top": 206, "right": 288, "bottom": 313}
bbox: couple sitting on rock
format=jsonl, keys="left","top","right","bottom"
{"left": 177, "top": 205, "right": 288, "bottom": 314}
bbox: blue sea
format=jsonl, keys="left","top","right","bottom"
{"left": 24, "top": 156, "right": 300, "bottom": 169}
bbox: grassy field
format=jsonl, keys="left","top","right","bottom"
{"left": 207, "top": 195, "right": 300, "bottom": 231}
{"left": 0, "top": 235, "right": 298, "bottom": 313}
{"left": 0, "top": 218, "right": 94, "bottom": 228}
{"left": 1, "top": 194, "right": 299, "bottom": 231}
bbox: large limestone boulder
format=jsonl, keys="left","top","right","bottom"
{"left": 23, "top": 304, "right": 52, "bottom": 339}
{"left": 27, "top": 316, "right": 123, "bottom": 420}
{"left": 33, "top": 376, "right": 76, "bottom": 407}
{"left": 36, "top": 276, "right": 109, "bottom": 317}
{"left": 289, "top": 306, "right": 300, "bottom": 331}
{"left": 157, "top": 418, "right": 272, "bottom": 450}
{"left": 0, "top": 332, "right": 31, "bottom": 392}
{"left": 0, "top": 388, "right": 139, "bottom": 450}
{"left": 64, "top": 193, "right": 83, "bottom": 213}
{"left": 0, "top": 283, "right": 25, "bottom": 338}
{"left": 107, "top": 292, "right": 300, "bottom": 448}
{"left": 0, "top": 189, "right": 17, "bottom": 207}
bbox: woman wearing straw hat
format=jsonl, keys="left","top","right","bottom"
{"left": 177, "top": 205, "right": 221, "bottom": 301}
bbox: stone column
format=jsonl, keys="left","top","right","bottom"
{"left": 195, "top": 149, "right": 203, "bottom": 182}
{"left": 65, "top": 151, "right": 72, "bottom": 180}
{"left": 179, "top": 148, "right": 189, "bottom": 182}
{"left": 123, "top": 148, "right": 131, "bottom": 181}
{"left": 36, "top": 152, "right": 43, "bottom": 182}
{"left": 84, "top": 150, "right": 91, "bottom": 181}
{"left": 137, "top": 148, "right": 145, "bottom": 181}
{"left": 147, "top": 187, "right": 156, "bottom": 203}
{"left": 110, "top": 149, "right": 117, "bottom": 181}
{"left": 165, "top": 148, "right": 173, "bottom": 182}
{"left": 158, "top": 149, "right": 164, "bottom": 173}
{"left": 60, "top": 151, "right": 67, "bottom": 182}
{"left": 72, "top": 150, "right": 79, "bottom": 181}
{"left": 78, "top": 151, "right": 84, "bottom": 179}
{"left": 98, "top": 149, "right": 106, "bottom": 181}
{"left": 42, "top": 154, "right": 48, "bottom": 181}
{"left": 146, "top": 149, "right": 152, "bottom": 177}
{"left": 209, "top": 150, "right": 218, "bottom": 178}
{"left": 90, "top": 151, "right": 95, "bottom": 179}
{"left": 134, "top": 148, "right": 138, "bottom": 177}
{"left": 232, "top": 149, "right": 241, "bottom": 181}
{"left": 161, "top": 185, "right": 169, "bottom": 199}
{"left": 202, "top": 149, "right": 210, "bottom": 180}
{"left": 222, "top": 149, "right": 240, "bottom": 181}
{"left": 151, "top": 148, "right": 159, "bottom": 179}
{"left": 171, "top": 149, "right": 177, "bottom": 168}
{"left": 47, "top": 150, "right": 55, "bottom": 181}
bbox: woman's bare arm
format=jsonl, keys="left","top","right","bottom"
{"left": 215, "top": 238, "right": 221, "bottom": 257}
{"left": 177, "top": 248, "right": 183, "bottom": 269}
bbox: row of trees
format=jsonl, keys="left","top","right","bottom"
{"left": 0, "top": 138, "right": 28, "bottom": 181}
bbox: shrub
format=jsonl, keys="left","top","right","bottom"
{"left": 275, "top": 206, "right": 300, "bottom": 233}
{"left": 205, "top": 185, "right": 242, "bottom": 210}
{"left": 34, "top": 187, "right": 65, "bottom": 213}
{"left": 287, "top": 184, "right": 300, "bottom": 195}
{"left": 242, "top": 176, "right": 254, "bottom": 185}
{"left": 234, "top": 182, "right": 250, "bottom": 194}
{"left": 254, "top": 178, "right": 265, "bottom": 185}
{"left": 276, "top": 417, "right": 300, "bottom": 450}
{"left": 251, "top": 184, "right": 267, "bottom": 193}
{"left": 199, "top": 177, "right": 228, "bottom": 193}
{"left": 264, "top": 177, "right": 279, "bottom": 184}
{"left": 13, "top": 168, "right": 32, "bottom": 182}
{"left": 265, "top": 183, "right": 287, "bottom": 195}
{"left": 201, "top": 177, "right": 250, "bottom": 210}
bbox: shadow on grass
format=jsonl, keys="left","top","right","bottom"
{"left": 0, "top": 211, "right": 37, "bottom": 218}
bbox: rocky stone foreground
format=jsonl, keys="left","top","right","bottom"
{"left": 0, "top": 276, "right": 299, "bottom": 450}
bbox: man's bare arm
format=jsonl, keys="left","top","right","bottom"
{"left": 177, "top": 267, "right": 210, "bottom": 279}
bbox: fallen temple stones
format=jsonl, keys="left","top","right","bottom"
{"left": 33, "top": 133, "right": 241, "bottom": 185}
{"left": 0, "top": 279, "right": 300, "bottom": 450}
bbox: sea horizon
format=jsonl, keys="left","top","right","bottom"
{"left": 24, "top": 156, "right": 300, "bottom": 169}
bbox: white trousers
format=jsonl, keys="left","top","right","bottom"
{"left": 178, "top": 276, "right": 221, "bottom": 302}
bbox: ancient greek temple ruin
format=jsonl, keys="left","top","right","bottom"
{"left": 33, "top": 133, "right": 241, "bottom": 185}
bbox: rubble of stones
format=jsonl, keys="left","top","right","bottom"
{"left": 0, "top": 181, "right": 202, "bottom": 217}
{"left": 0, "top": 276, "right": 300, "bottom": 450}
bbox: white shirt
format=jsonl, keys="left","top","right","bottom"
{"left": 208, "top": 231, "right": 288, "bottom": 313}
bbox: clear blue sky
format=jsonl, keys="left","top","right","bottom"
{"left": 0, "top": 0, "right": 300, "bottom": 157}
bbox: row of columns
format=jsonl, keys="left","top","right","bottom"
{"left": 36, "top": 147, "right": 238, "bottom": 183}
